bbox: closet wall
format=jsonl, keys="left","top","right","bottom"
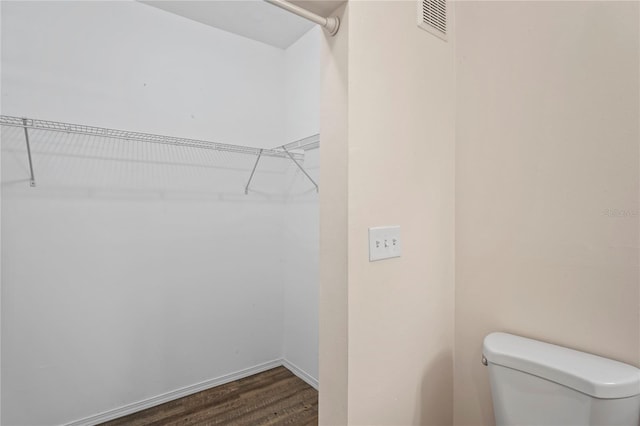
{"left": 282, "top": 27, "right": 321, "bottom": 384}
{"left": 1, "top": 2, "right": 319, "bottom": 425}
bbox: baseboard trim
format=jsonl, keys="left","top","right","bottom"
{"left": 281, "top": 358, "right": 319, "bottom": 390}
{"left": 64, "top": 359, "right": 283, "bottom": 426}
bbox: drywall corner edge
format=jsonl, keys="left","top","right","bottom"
{"left": 318, "top": 2, "right": 348, "bottom": 425}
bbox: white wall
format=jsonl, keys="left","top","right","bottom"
{"left": 285, "top": 27, "right": 322, "bottom": 144}
{"left": 0, "top": 3, "right": 3, "bottom": 423}
{"left": 282, "top": 27, "right": 321, "bottom": 385}
{"left": 454, "top": 2, "right": 640, "bottom": 425}
{"left": 1, "top": 1, "right": 285, "bottom": 148}
{"left": 1, "top": 2, "right": 317, "bottom": 425}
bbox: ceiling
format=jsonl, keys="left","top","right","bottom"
{"left": 141, "top": 1, "right": 344, "bottom": 49}
{"left": 289, "top": 0, "right": 344, "bottom": 17}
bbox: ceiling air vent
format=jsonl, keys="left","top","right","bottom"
{"left": 418, "top": 0, "right": 447, "bottom": 41}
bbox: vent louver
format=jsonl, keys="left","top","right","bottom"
{"left": 418, "top": 0, "right": 447, "bottom": 41}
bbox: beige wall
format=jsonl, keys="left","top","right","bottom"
{"left": 346, "top": 1, "right": 456, "bottom": 424}
{"left": 321, "top": 2, "right": 638, "bottom": 425}
{"left": 320, "top": 1, "right": 456, "bottom": 424}
{"left": 319, "top": 3, "right": 349, "bottom": 425}
{"left": 454, "top": 2, "right": 640, "bottom": 425}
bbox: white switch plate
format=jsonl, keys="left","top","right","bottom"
{"left": 368, "top": 226, "right": 401, "bottom": 261}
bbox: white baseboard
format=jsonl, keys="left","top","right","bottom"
{"left": 64, "top": 359, "right": 282, "bottom": 426}
{"left": 281, "top": 358, "right": 319, "bottom": 390}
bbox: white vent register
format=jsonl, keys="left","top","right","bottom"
{"left": 418, "top": 0, "right": 447, "bottom": 41}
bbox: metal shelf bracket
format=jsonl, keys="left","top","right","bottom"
{"left": 22, "top": 118, "right": 36, "bottom": 187}
{"left": 282, "top": 146, "right": 318, "bottom": 193}
{"left": 244, "top": 149, "right": 264, "bottom": 195}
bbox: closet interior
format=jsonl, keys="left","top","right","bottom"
{"left": 0, "top": 1, "right": 320, "bottom": 425}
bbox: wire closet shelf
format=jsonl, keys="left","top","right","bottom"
{"left": 0, "top": 115, "right": 320, "bottom": 191}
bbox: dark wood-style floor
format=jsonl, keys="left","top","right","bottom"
{"left": 100, "top": 367, "right": 318, "bottom": 426}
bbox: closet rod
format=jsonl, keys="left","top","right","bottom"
{"left": 264, "top": 0, "right": 340, "bottom": 36}
{"left": 0, "top": 115, "right": 302, "bottom": 160}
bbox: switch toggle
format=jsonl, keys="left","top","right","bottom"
{"left": 368, "top": 226, "right": 401, "bottom": 261}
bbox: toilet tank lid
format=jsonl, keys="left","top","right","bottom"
{"left": 483, "top": 332, "right": 640, "bottom": 399}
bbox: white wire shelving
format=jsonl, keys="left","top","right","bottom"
{"left": 279, "top": 134, "right": 320, "bottom": 152}
{"left": 0, "top": 115, "right": 320, "bottom": 192}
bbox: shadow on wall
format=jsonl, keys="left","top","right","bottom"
{"left": 416, "top": 350, "right": 454, "bottom": 426}
{"left": 470, "top": 337, "right": 495, "bottom": 425}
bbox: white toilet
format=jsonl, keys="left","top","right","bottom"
{"left": 483, "top": 332, "right": 640, "bottom": 425}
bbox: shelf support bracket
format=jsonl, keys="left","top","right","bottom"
{"left": 244, "top": 149, "right": 264, "bottom": 195}
{"left": 282, "top": 146, "right": 318, "bottom": 193}
{"left": 22, "top": 118, "right": 36, "bottom": 187}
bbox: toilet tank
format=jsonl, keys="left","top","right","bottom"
{"left": 483, "top": 332, "right": 640, "bottom": 426}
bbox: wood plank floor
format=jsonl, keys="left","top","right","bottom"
{"left": 100, "top": 367, "right": 318, "bottom": 426}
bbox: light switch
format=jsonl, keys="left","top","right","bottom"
{"left": 368, "top": 226, "right": 401, "bottom": 261}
